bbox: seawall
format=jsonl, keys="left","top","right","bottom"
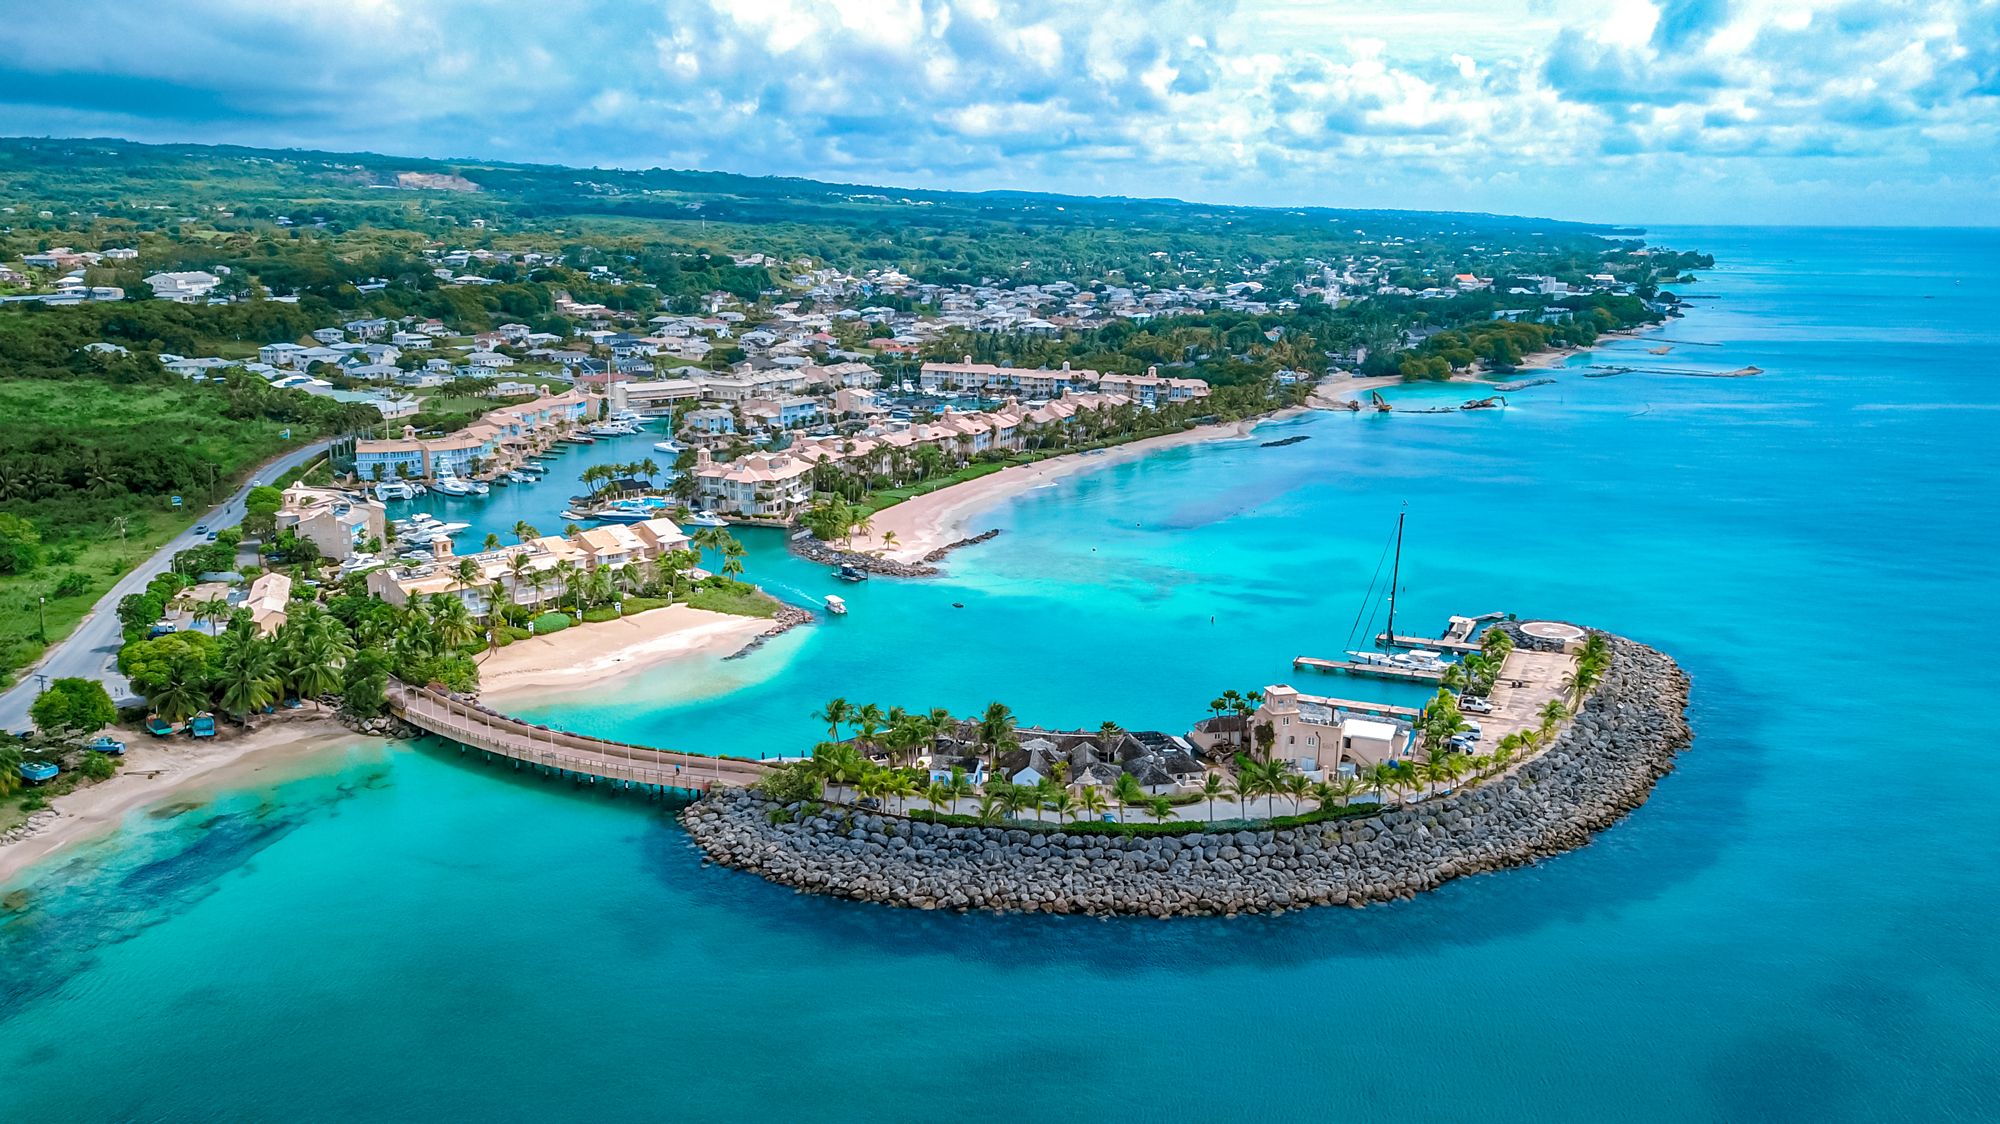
{"left": 680, "top": 633, "right": 1692, "bottom": 916}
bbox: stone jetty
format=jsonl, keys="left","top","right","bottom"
{"left": 681, "top": 632, "right": 1692, "bottom": 916}
{"left": 788, "top": 528, "right": 1002, "bottom": 576}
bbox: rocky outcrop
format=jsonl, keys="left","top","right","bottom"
{"left": 789, "top": 535, "right": 939, "bottom": 577}
{"left": 681, "top": 633, "right": 1692, "bottom": 916}
{"left": 341, "top": 713, "right": 420, "bottom": 739}
{"left": 724, "top": 604, "right": 814, "bottom": 661}
{"left": 0, "top": 809, "right": 60, "bottom": 847}
{"left": 788, "top": 528, "right": 1004, "bottom": 576}
{"left": 920, "top": 528, "right": 1001, "bottom": 563}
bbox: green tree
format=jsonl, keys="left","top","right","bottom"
{"left": 29, "top": 677, "right": 118, "bottom": 734}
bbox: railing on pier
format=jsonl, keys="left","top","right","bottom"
{"left": 387, "top": 682, "right": 772, "bottom": 791}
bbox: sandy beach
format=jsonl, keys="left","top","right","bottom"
{"left": 0, "top": 714, "right": 370, "bottom": 887}
{"left": 846, "top": 410, "right": 1312, "bottom": 563}
{"left": 476, "top": 604, "right": 779, "bottom": 700}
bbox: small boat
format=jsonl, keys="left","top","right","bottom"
{"left": 433, "top": 477, "right": 474, "bottom": 497}
{"left": 834, "top": 564, "right": 867, "bottom": 582}
{"left": 88, "top": 735, "right": 127, "bottom": 756}
{"left": 505, "top": 471, "right": 533, "bottom": 484}
{"left": 823, "top": 594, "right": 847, "bottom": 616}
{"left": 145, "top": 714, "right": 176, "bottom": 737}
{"left": 683, "top": 511, "right": 728, "bottom": 527}
{"left": 189, "top": 713, "right": 218, "bottom": 739}
{"left": 469, "top": 481, "right": 491, "bottom": 496}
{"left": 559, "top": 509, "right": 588, "bottom": 521}
{"left": 18, "top": 760, "right": 58, "bottom": 784}
{"left": 374, "top": 481, "right": 418, "bottom": 501}
{"left": 653, "top": 440, "right": 682, "bottom": 454}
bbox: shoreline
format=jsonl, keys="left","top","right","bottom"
{"left": 0, "top": 714, "right": 371, "bottom": 887}
{"left": 846, "top": 408, "right": 1307, "bottom": 563}
{"left": 476, "top": 603, "right": 781, "bottom": 701}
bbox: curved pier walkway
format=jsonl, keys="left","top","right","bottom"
{"left": 388, "top": 682, "right": 772, "bottom": 793}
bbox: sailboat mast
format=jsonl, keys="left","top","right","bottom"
{"left": 1384, "top": 510, "right": 1404, "bottom": 647}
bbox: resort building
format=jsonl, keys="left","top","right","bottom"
{"left": 243, "top": 572, "right": 292, "bottom": 635}
{"left": 918, "top": 358, "right": 1209, "bottom": 407}
{"left": 366, "top": 516, "right": 691, "bottom": 615}
{"left": 351, "top": 388, "right": 600, "bottom": 482}
{"left": 275, "top": 485, "right": 386, "bottom": 561}
{"left": 1189, "top": 685, "right": 1415, "bottom": 776}
{"left": 692, "top": 448, "right": 814, "bottom": 520}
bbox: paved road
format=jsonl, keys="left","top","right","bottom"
{"left": 0, "top": 441, "right": 334, "bottom": 732}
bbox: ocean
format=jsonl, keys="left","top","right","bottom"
{"left": 2, "top": 226, "right": 1995, "bottom": 1122}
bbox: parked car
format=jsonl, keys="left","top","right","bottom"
{"left": 1459, "top": 695, "right": 1494, "bottom": 714}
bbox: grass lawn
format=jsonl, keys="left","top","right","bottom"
{"left": 684, "top": 581, "right": 783, "bottom": 618}
{"left": 860, "top": 459, "right": 1015, "bottom": 514}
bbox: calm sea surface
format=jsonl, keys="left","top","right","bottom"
{"left": 3, "top": 227, "right": 1996, "bottom": 1122}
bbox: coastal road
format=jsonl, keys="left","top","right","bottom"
{"left": 0, "top": 440, "right": 335, "bottom": 733}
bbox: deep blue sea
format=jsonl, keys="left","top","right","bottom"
{"left": 3, "top": 227, "right": 1996, "bottom": 1122}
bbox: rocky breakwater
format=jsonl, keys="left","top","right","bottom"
{"left": 681, "top": 632, "right": 1693, "bottom": 916}
{"left": 789, "top": 529, "right": 1003, "bottom": 577}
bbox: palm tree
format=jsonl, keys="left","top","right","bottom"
{"left": 1539, "top": 699, "right": 1568, "bottom": 734}
{"left": 879, "top": 530, "right": 899, "bottom": 553}
{"left": 483, "top": 533, "right": 502, "bottom": 552}
{"left": 429, "top": 594, "right": 478, "bottom": 650}
{"left": 551, "top": 559, "right": 582, "bottom": 614}
{"left": 973, "top": 794, "right": 1005, "bottom": 825}
{"left": 1077, "top": 786, "right": 1109, "bottom": 824}
{"left": 879, "top": 771, "right": 917, "bottom": 814}
{"left": 1142, "top": 797, "right": 1177, "bottom": 824}
{"left": 815, "top": 697, "right": 853, "bottom": 741}
{"left": 1112, "top": 772, "right": 1145, "bottom": 823}
{"left": 720, "top": 539, "right": 746, "bottom": 581}
{"left": 1281, "top": 771, "right": 1311, "bottom": 815}
{"left": 513, "top": 520, "right": 539, "bottom": 544}
{"left": 217, "top": 636, "right": 281, "bottom": 721}
{"left": 1199, "top": 772, "right": 1226, "bottom": 824}
{"left": 152, "top": 654, "right": 210, "bottom": 723}
{"left": 977, "top": 701, "right": 1016, "bottom": 758}
{"left": 1043, "top": 787, "right": 1077, "bottom": 825}
{"left": 923, "top": 781, "right": 950, "bottom": 815}
{"left": 1315, "top": 775, "right": 1364, "bottom": 810}
{"left": 942, "top": 767, "right": 974, "bottom": 808}
{"left": 1229, "top": 759, "right": 1265, "bottom": 821}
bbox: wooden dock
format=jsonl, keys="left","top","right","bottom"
{"left": 1292, "top": 656, "right": 1445, "bottom": 683}
{"left": 1298, "top": 694, "right": 1422, "bottom": 720}
{"left": 389, "top": 682, "right": 772, "bottom": 792}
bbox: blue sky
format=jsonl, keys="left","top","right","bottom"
{"left": 3, "top": 0, "right": 1995, "bottom": 225}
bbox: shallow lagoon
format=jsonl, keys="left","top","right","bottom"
{"left": 2, "top": 227, "right": 1995, "bottom": 1122}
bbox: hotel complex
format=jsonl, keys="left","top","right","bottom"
{"left": 351, "top": 387, "right": 601, "bottom": 482}
{"left": 366, "top": 516, "right": 692, "bottom": 616}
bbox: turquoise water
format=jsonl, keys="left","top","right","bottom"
{"left": 3, "top": 227, "right": 1997, "bottom": 1121}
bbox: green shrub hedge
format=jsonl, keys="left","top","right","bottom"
{"left": 530, "top": 611, "right": 572, "bottom": 634}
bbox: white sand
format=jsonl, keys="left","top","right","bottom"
{"left": 476, "top": 604, "right": 778, "bottom": 700}
{"left": 846, "top": 411, "right": 1311, "bottom": 563}
{"left": 0, "top": 714, "right": 369, "bottom": 886}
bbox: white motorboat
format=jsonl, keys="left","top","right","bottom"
{"left": 432, "top": 477, "right": 474, "bottom": 497}
{"left": 652, "top": 440, "right": 682, "bottom": 454}
{"left": 374, "top": 481, "right": 418, "bottom": 501}
{"left": 823, "top": 594, "right": 847, "bottom": 616}
{"left": 683, "top": 510, "right": 728, "bottom": 527}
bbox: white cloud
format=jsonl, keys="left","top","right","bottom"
{"left": 0, "top": 0, "right": 1989, "bottom": 224}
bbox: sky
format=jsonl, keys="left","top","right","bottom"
{"left": 1, "top": 0, "right": 1995, "bottom": 226}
